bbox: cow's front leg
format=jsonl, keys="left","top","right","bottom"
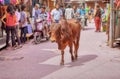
{"left": 60, "top": 50, "right": 64, "bottom": 65}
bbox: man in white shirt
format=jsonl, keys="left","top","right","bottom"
{"left": 65, "top": 4, "right": 74, "bottom": 20}
{"left": 51, "top": 4, "right": 62, "bottom": 23}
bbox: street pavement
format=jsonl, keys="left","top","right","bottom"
{"left": 0, "top": 21, "right": 120, "bottom": 79}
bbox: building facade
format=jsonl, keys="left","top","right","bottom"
{"left": 32, "top": 0, "right": 54, "bottom": 10}
{"left": 63, "top": 0, "right": 106, "bottom": 8}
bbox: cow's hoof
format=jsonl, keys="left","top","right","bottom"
{"left": 60, "top": 62, "right": 64, "bottom": 65}
{"left": 72, "top": 59, "right": 75, "bottom": 62}
{"left": 75, "top": 57, "right": 78, "bottom": 61}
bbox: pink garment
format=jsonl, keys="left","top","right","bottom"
{"left": 47, "top": 12, "right": 51, "bottom": 25}
{"left": 11, "top": 0, "right": 18, "bottom": 4}
{"left": 0, "top": 0, "right": 3, "bottom": 2}
{"left": 37, "top": 23, "right": 43, "bottom": 30}
{"left": 0, "top": 0, "right": 4, "bottom": 4}
{"left": 47, "top": 12, "right": 51, "bottom": 22}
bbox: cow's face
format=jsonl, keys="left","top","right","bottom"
{"left": 50, "top": 30, "right": 57, "bottom": 42}
{"left": 49, "top": 21, "right": 70, "bottom": 50}
{"left": 49, "top": 23, "right": 61, "bottom": 42}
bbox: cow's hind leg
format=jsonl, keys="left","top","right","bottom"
{"left": 74, "top": 39, "right": 79, "bottom": 60}
{"left": 69, "top": 44, "right": 74, "bottom": 62}
{"left": 60, "top": 50, "right": 64, "bottom": 65}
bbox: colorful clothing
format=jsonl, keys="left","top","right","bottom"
{"left": 6, "top": 13, "right": 16, "bottom": 27}
{"left": 47, "top": 12, "right": 51, "bottom": 26}
{"left": 95, "top": 9, "right": 101, "bottom": 31}
{"left": 65, "top": 8, "right": 74, "bottom": 19}
{"left": 20, "top": 11, "right": 28, "bottom": 27}
{"left": 15, "top": 11, "right": 21, "bottom": 25}
{"left": 85, "top": 7, "right": 89, "bottom": 14}
{"left": 51, "top": 9, "right": 62, "bottom": 21}
{"left": 79, "top": 9, "right": 86, "bottom": 16}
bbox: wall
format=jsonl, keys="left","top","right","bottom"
{"left": 48, "top": 0, "right": 54, "bottom": 10}
{"left": 86, "top": 1, "right": 106, "bottom": 8}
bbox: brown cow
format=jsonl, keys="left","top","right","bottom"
{"left": 49, "top": 19, "right": 81, "bottom": 65}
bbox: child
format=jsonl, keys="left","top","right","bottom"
{"left": 47, "top": 9, "right": 51, "bottom": 27}
{"left": 20, "top": 5, "right": 28, "bottom": 43}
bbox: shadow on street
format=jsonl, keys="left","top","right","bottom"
{"left": 66, "top": 54, "right": 98, "bottom": 67}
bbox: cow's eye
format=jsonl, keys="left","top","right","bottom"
{"left": 48, "top": 31, "right": 51, "bottom": 35}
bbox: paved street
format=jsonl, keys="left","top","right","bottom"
{"left": 0, "top": 22, "right": 120, "bottom": 79}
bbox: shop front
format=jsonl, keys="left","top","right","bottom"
{"left": 114, "top": 0, "right": 120, "bottom": 44}
{"left": 32, "top": 0, "right": 54, "bottom": 10}
{"left": 85, "top": 0, "right": 106, "bottom": 8}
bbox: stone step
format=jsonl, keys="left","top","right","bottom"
{"left": 0, "top": 36, "right": 6, "bottom": 49}
{"left": 115, "top": 38, "right": 120, "bottom": 41}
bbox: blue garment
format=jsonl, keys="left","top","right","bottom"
{"left": 20, "top": 26, "right": 27, "bottom": 43}
{"left": 55, "top": 20, "right": 59, "bottom": 23}
{"left": 4, "top": 0, "right": 10, "bottom": 5}
{"left": 27, "top": 24, "right": 32, "bottom": 34}
{"left": 79, "top": 9, "right": 86, "bottom": 16}
{"left": 51, "top": 9, "right": 62, "bottom": 21}
{"left": 34, "top": 9, "right": 41, "bottom": 19}
{"left": 20, "top": 11, "right": 28, "bottom": 27}
{"left": 39, "top": 12, "right": 47, "bottom": 21}
{"left": 20, "top": 12, "right": 25, "bottom": 23}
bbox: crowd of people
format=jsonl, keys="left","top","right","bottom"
{"left": 1, "top": 4, "right": 32, "bottom": 50}
{"left": 0, "top": 2, "right": 108, "bottom": 50}
{"left": 49, "top": 3, "right": 103, "bottom": 31}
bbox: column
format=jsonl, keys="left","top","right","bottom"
{"left": 109, "top": 0, "right": 114, "bottom": 47}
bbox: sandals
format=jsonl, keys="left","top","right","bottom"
{"left": 13, "top": 45, "right": 22, "bottom": 50}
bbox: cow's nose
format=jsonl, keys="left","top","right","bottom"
{"left": 50, "top": 38, "right": 56, "bottom": 42}
{"left": 51, "top": 40, "right": 55, "bottom": 42}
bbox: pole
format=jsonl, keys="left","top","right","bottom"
{"left": 109, "top": 0, "right": 114, "bottom": 47}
